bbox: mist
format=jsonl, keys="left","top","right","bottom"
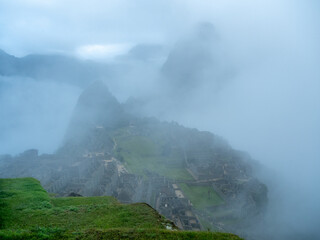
{"left": 1, "top": 0, "right": 319, "bottom": 239}
{"left": 0, "top": 77, "right": 81, "bottom": 154}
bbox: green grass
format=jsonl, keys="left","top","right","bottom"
{"left": 179, "top": 183, "right": 224, "bottom": 210}
{"left": 0, "top": 178, "right": 242, "bottom": 239}
{"left": 0, "top": 228, "right": 243, "bottom": 240}
{"left": 114, "top": 134, "right": 193, "bottom": 181}
{"left": 0, "top": 178, "right": 166, "bottom": 231}
{"left": 79, "top": 229, "right": 243, "bottom": 240}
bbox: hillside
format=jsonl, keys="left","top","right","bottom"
{"left": 0, "top": 177, "right": 242, "bottom": 240}
{"left": 0, "top": 82, "right": 267, "bottom": 237}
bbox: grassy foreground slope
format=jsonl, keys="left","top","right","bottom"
{"left": 0, "top": 178, "right": 243, "bottom": 240}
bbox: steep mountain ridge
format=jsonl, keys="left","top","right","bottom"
{"left": 62, "top": 81, "right": 127, "bottom": 148}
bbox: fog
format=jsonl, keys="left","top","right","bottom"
{"left": 0, "top": 0, "right": 319, "bottom": 239}
{"left": 0, "top": 77, "right": 81, "bottom": 153}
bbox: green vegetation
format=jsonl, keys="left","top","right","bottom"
{"left": 0, "top": 228, "right": 243, "bottom": 240}
{"left": 78, "top": 229, "right": 243, "bottom": 240}
{"left": 114, "top": 131, "right": 193, "bottom": 181}
{"left": 179, "top": 183, "right": 224, "bottom": 210}
{"left": 0, "top": 178, "right": 166, "bottom": 230}
{"left": 0, "top": 178, "right": 243, "bottom": 239}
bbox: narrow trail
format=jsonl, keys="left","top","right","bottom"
{"left": 112, "top": 137, "right": 117, "bottom": 151}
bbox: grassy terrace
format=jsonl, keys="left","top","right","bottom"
{"left": 179, "top": 183, "right": 224, "bottom": 210}
{"left": 114, "top": 133, "right": 194, "bottom": 181}
{"left": 0, "top": 178, "right": 242, "bottom": 239}
{"left": 0, "top": 178, "right": 165, "bottom": 230}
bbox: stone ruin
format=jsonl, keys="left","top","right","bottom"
{"left": 0, "top": 145, "right": 267, "bottom": 235}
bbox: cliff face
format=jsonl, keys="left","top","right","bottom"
{"left": 0, "top": 82, "right": 267, "bottom": 236}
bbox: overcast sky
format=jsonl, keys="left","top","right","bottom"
{"left": 1, "top": 0, "right": 318, "bottom": 59}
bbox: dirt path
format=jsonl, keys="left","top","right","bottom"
{"left": 112, "top": 137, "right": 117, "bottom": 151}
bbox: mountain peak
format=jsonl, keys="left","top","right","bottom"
{"left": 77, "top": 81, "right": 118, "bottom": 107}
{"left": 63, "top": 81, "right": 127, "bottom": 146}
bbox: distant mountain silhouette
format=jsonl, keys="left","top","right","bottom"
{"left": 0, "top": 50, "right": 111, "bottom": 87}
{"left": 0, "top": 49, "right": 19, "bottom": 75}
